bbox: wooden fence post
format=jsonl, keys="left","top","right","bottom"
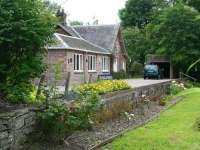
{"left": 65, "top": 72, "right": 71, "bottom": 97}
{"left": 35, "top": 74, "right": 46, "bottom": 101}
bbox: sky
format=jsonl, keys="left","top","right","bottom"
{"left": 50, "top": 0, "right": 127, "bottom": 24}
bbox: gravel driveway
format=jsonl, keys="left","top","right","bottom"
{"left": 126, "top": 79, "right": 172, "bottom": 88}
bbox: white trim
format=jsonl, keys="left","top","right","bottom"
{"left": 74, "top": 70, "right": 83, "bottom": 73}
{"left": 74, "top": 54, "right": 83, "bottom": 72}
{"left": 101, "top": 56, "right": 110, "bottom": 72}
{"left": 102, "top": 70, "right": 109, "bottom": 73}
{"left": 88, "top": 70, "right": 97, "bottom": 73}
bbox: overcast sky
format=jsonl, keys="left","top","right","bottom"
{"left": 50, "top": 0, "right": 127, "bottom": 24}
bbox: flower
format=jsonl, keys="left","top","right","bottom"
{"left": 142, "top": 94, "right": 146, "bottom": 98}
{"left": 172, "top": 80, "right": 176, "bottom": 83}
{"left": 130, "top": 113, "right": 135, "bottom": 118}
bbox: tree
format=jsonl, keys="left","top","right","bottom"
{"left": 0, "top": 0, "right": 56, "bottom": 102}
{"left": 119, "top": 0, "right": 169, "bottom": 29}
{"left": 119, "top": 0, "right": 155, "bottom": 29}
{"left": 44, "top": 0, "right": 61, "bottom": 14}
{"left": 122, "top": 27, "right": 150, "bottom": 66}
{"left": 183, "top": 0, "right": 200, "bottom": 12}
{"left": 148, "top": 4, "right": 200, "bottom": 72}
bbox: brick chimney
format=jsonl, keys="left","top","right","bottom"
{"left": 56, "top": 9, "right": 67, "bottom": 25}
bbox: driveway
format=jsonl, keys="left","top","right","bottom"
{"left": 126, "top": 79, "right": 172, "bottom": 88}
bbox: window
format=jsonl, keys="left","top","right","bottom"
{"left": 113, "top": 58, "right": 118, "bottom": 72}
{"left": 74, "top": 54, "right": 83, "bottom": 72}
{"left": 88, "top": 55, "right": 96, "bottom": 72}
{"left": 102, "top": 56, "right": 109, "bottom": 72}
{"left": 122, "top": 61, "right": 126, "bottom": 70}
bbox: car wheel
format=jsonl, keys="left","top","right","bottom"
{"left": 157, "top": 75, "right": 161, "bottom": 80}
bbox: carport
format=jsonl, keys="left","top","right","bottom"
{"left": 146, "top": 54, "right": 174, "bottom": 79}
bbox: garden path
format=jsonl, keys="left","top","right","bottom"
{"left": 126, "top": 79, "right": 172, "bottom": 88}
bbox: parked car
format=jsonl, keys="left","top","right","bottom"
{"left": 144, "top": 64, "right": 161, "bottom": 79}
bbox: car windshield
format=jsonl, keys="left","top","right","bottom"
{"left": 145, "top": 65, "right": 158, "bottom": 70}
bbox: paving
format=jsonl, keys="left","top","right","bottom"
{"left": 126, "top": 79, "right": 172, "bottom": 88}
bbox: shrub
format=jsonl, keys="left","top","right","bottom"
{"left": 130, "top": 62, "right": 144, "bottom": 76}
{"left": 159, "top": 96, "right": 173, "bottom": 106}
{"left": 170, "top": 80, "right": 186, "bottom": 95}
{"left": 95, "top": 100, "right": 134, "bottom": 123}
{"left": 0, "top": 0, "right": 56, "bottom": 103}
{"left": 113, "top": 70, "right": 128, "bottom": 79}
{"left": 77, "top": 80, "right": 130, "bottom": 96}
{"left": 37, "top": 100, "right": 69, "bottom": 143}
{"left": 37, "top": 91, "right": 100, "bottom": 142}
{"left": 68, "top": 92, "right": 100, "bottom": 130}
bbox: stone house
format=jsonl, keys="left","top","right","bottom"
{"left": 47, "top": 23, "right": 128, "bottom": 88}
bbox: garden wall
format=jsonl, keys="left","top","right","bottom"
{"left": 0, "top": 80, "right": 171, "bottom": 150}
{"left": 102, "top": 80, "right": 171, "bottom": 106}
{"left": 0, "top": 108, "right": 36, "bottom": 150}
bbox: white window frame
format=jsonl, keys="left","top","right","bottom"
{"left": 88, "top": 55, "right": 96, "bottom": 72}
{"left": 102, "top": 56, "right": 109, "bottom": 72}
{"left": 74, "top": 54, "right": 83, "bottom": 72}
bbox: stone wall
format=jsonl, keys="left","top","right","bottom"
{"left": 0, "top": 81, "right": 171, "bottom": 149}
{"left": 102, "top": 81, "right": 171, "bottom": 106}
{"left": 0, "top": 108, "right": 36, "bottom": 150}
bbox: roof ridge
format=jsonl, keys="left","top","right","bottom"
{"left": 72, "top": 24, "right": 120, "bottom": 28}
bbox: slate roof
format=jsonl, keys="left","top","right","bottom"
{"left": 73, "top": 24, "right": 120, "bottom": 51}
{"left": 48, "top": 33, "right": 111, "bottom": 54}
{"left": 58, "top": 24, "right": 81, "bottom": 38}
{"left": 49, "top": 24, "right": 122, "bottom": 55}
{"left": 48, "top": 35, "right": 66, "bottom": 49}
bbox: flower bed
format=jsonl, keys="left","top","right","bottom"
{"left": 77, "top": 80, "right": 131, "bottom": 95}
{"left": 170, "top": 80, "right": 186, "bottom": 95}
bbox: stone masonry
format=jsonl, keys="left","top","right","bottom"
{"left": 101, "top": 80, "right": 171, "bottom": 107}
{"left": 0, "top": 108, "right": 36, "bottom": 150}
{"left": 47, "top": 49, "right": 111, "bottom": 88}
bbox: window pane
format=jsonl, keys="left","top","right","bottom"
{"left": 90, "top": 56, "right": 92, "bottom": 70}
{"left": 74, "top": 54, "right": 76, "bottom": 70}
{"left": 93, "top": 56, "right": 96, "bottom": 70}
{"left": 106, "top": 57, "right": 108, "bottom": 70}
{"left": 88, "top": 56, "right": 90, "bottom": 70}
{"left": 104, "top": 57, "right": 106, "bottom": 70}
{"left": 101, "top": 57, "right": 104, "bottom": 70}
{"left": 80, "top": 55, "right": 82, "bottom": 70}
{"left": 77, "top": 55, "right": 79, "bottom": 70}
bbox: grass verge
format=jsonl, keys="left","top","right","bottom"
{"left": 102, "top": 88, "right": 200, "bottom": 150}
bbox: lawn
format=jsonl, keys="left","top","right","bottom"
{"left": 102, "top": 88, "right": 200, "bottom": 150}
